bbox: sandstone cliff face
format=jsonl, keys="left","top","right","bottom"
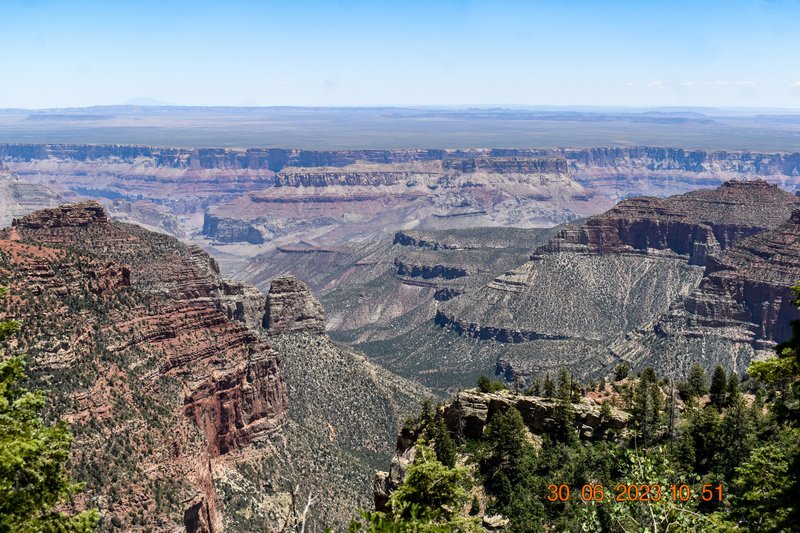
{"left": 1, "top": 204, "right": 431, "bottom": 531}
{"left": 691, "top": 209, "right": 800, "bottom": 341}
{"left": 4, "top": 144, "right": 800, "bottom": 254}
{"left": 274, "top": 169, "right": 435, "bottom": 187}
{"left": 615, "top": 209, "right": 800, "bottom": 376}
{"left": 393, "top": 230, "right": 470, "bottom": 250}
{"left": 0, "top": 145, "right": 600, "bottom": 244}
{"left": 198, "top": 274, "right": 431, "bottom": 530}
{"left": 1, "top": 203, "right": 289, "bottom": 531}
{"left": 442, "top": 157, "right": 568, "bottom": 174}
{"left": 536, "top": 180, "right": 799, "bottom": 265}
{"left": 0, "top": 144, "right": 446, "bottom": 171}
{"left": 265, "top": 275, "right": 326, "bottom": 334}
{"left": 394, "top": 257, "right": 470, "bottom": 280}
{"left": 15, "top": 143, "right": 800, "bottom": 270}
{"left": 4, "top": 144, "right": 799, "bottom": 178}
{"left": 202, "top": 212, "right": 264, "bottom": 244}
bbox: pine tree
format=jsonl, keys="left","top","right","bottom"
{"left": 632, "top": 367, "right": 661, "bottom": 446}
{"left": 679, "top": 405, "right": 722, "bottom": 475}
{"left": 543, "top": 373, "right": 555, "bottom": 399}
{"left": 420, "top": 399, "right": 434, "bottom": 424}
{"left": 557, "top": 368, "right": 571, "bottom": 399}
{"left": 551, "top": 391, "right": 577, "bottom": 445}
{"left": 483, "top": 407, "right": 535, "bottom": 507}
{"left": 709, "top": 365, "right": 727, "bottom": 409}
{"left": 726, "top": 371, "right": 740, "bottom": 407}
{"left": 718, "top": 393, "right": 754, "bottom": 481}
{"left": 745, "top": 284, "right": 800, "bottom": 529}
{"left": 687, "top": 363, "right": 709, "bottom": 398}
{"left": 428, "top": 417, "right": 457, "bottom": 468}
{"left": 614, "top": 362, "right": 630, "bottom": 381}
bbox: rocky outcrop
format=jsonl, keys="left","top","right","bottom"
{"left": 486, "top": 147, "right": 800, "bottom": 177}
{"left": 2, "top": 203, "right": 434, "bottom": 531}
{"left": 393, "top": 230, "right": 467, "bottom": 250}
{"left": 183, "top": 338, "right": 287, "bottom": 455}
{"left": 23, "top": 143, "right": 800, "bottom": 262}
{"left": 690, "top": 209, "right": 800, "bottom": 341}
{"left": 249, "top": 192, "right": 406, "bottom": 204}
{"left": 251, "top": 277, "right": 431, "bottom": 530}
{"left": 434, "top": 309, "right": 569, "bottom": 343}
{"left": 428, "top": 180, "right": 800, "bottom": 382}
{"left": 0, "top": 144, "right": 445, "bottom": 171}
{"left": 274, "top": 170, "right": 435, "bottom": 187}
{"left": 535, "top": 180, "right": 799, "bottom": 265}
{"left": 12, "top": 200, "right": 107, "bottom": 228}
{"left": 7, "top": 145, "right": 798, "bottom": 177}
{"left": 11, "top": 203, "right": 272, "bottom": 332}
{"left": 394, "top": 257, "right": 469, "bottom": 279}
{"left": 265, "top": 275, "right": 326, "bottom": 334}
{"left": 373, "top": 445, "right": 416, "bottom": 513}
{"left": 202, "top": 212, "right": 264, "bottom": 244}
{"left": 616, "top": 209, "right": 800, "bottom": 376}
{"left": 442, "top": 157, "right": 568, "bottom": 174}
{"left": 443, "top": 389, "right": 629, "bottom": 440}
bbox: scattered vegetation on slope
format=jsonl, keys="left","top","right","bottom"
{"left": 0, "top": 287, "right": 99, "bottom": 532}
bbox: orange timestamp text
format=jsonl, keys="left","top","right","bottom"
{"left": 546, "top": 483, "right": 723, "bottom": 503}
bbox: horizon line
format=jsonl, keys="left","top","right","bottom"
{"left": 3, "top": 104, "right": 800, "bottom": 115}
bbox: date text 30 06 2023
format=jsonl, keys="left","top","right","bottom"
{"left": 546, "top": 483, "right": 724, "bottom": 503}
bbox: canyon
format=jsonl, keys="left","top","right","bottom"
{"left": 4, "top": 143, "right": 800, "bottom": 528}
{"left": 4, "top": 145, "right": 800, "bottom": 387}
{"left": 242, "top": 180, "right": 800, "bottom": 390}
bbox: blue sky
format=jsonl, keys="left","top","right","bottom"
{"left": 2, "top": 0, "right": 799, "bottom": 109}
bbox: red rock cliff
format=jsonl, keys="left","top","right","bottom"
{"left": 1, "top": 203, "right": 289, "bottom": 531}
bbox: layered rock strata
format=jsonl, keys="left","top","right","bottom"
{"left": 202, "top": 213, "right": 264, "bottom": 244}
{"left": 12, "top": 201, "right": 270, "bottom": 332}
{"left": 1, "top": 203, "right": 289, "bottom": 531}
{"left": 435, "top": 180, "right": 800, "bottom": 382}
{"left": 615, "top": 209, "right": 800, "bottom": 376}
{"left": 265, "top": 275, "right": 326, "bottom": 334}
{"left": 535, "top": 180, "right": 799, "bottom": 265}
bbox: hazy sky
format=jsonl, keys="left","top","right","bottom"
{"left": 2, "top": 0, "right": 800, "bottom": 109}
